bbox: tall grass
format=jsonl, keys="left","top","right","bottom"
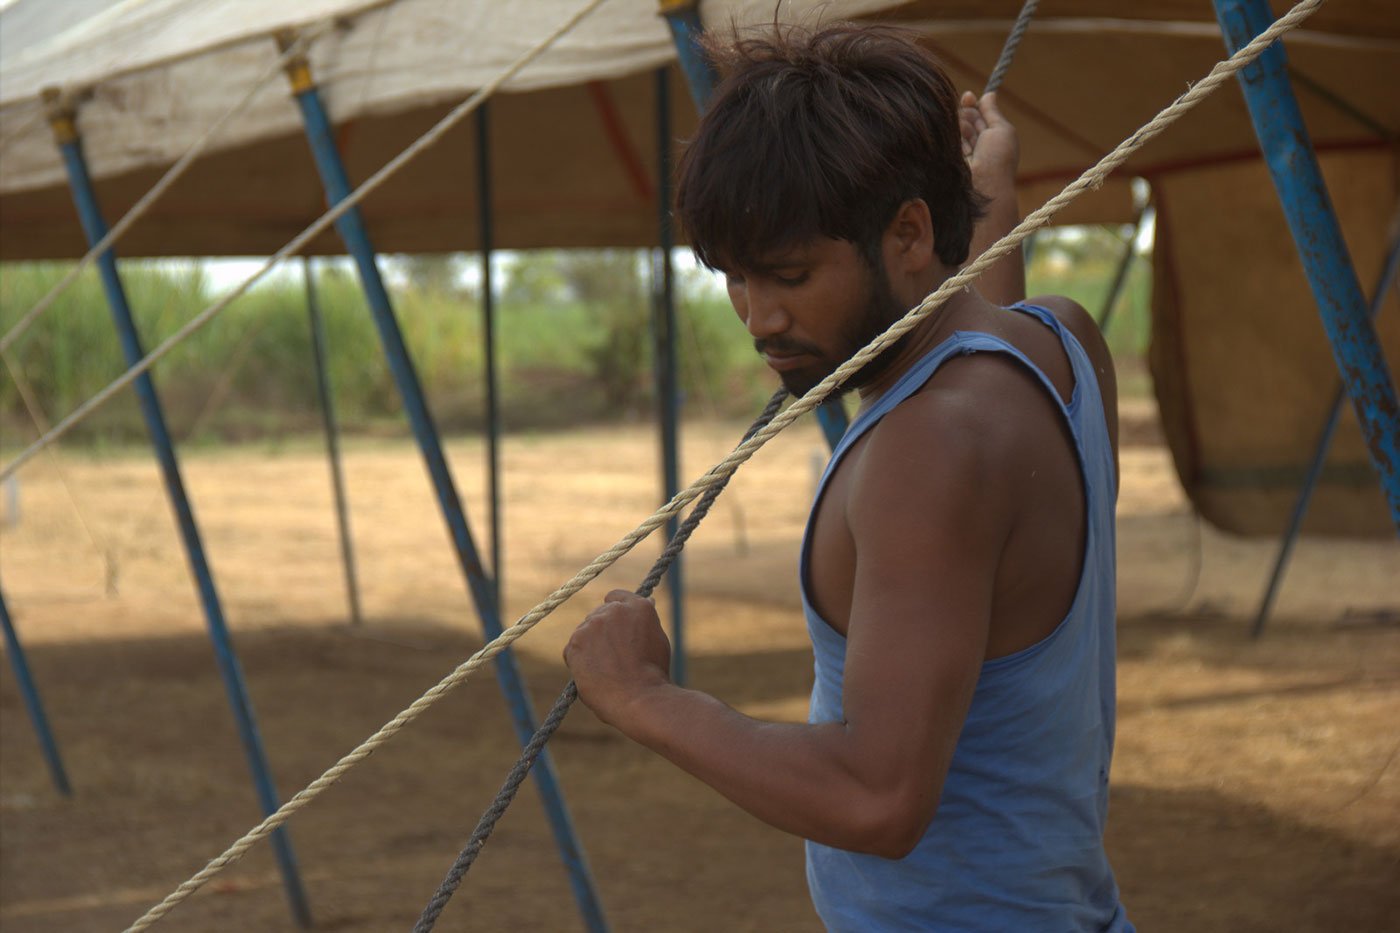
{"left": 0, "top": 233, "right": 1151, "bottom": 449}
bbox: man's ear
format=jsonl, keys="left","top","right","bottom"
{"left": 884, "top": 198, "right": 937, "bottom": 276}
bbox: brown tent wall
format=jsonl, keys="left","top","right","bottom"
{"left": 1149, "top": 147, "right": 1400, "bottom": 537}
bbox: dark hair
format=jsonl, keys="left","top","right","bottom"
{"left": 676, "top": 23, "right": 985, "bottom": 272}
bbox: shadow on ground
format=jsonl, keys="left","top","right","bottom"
{"left": 2, "top": 617, "right": 1397, "bottom": 931}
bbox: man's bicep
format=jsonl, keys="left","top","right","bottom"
{"left": 838, "top": 401, "right": 1011, "bottom": 802}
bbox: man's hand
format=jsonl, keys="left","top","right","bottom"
{"left": 959, "top": 91, "right": 1019, "bottom": 198}
{"left": 564, "top": 590, "right": 671, "bottom": 728}
{"left": 959, "top": 90, "right": 1024, "bottom": 305}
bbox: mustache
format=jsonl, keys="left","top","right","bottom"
{"left": 755, "top": 336, "right": 821, "bottom": 357}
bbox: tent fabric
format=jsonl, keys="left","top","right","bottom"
{"left": 0, "top": 0, "right": 1398, "bottom": 536}
{"left": 0, "top": 0, "right": 896, "bottom": 198}
{"left": 2, "top": 2, "right": 1396, "bottom": 256}
{"left": 1148, "top": 148, "right": 1400, "bottom": 538}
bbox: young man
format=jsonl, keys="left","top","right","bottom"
{"left": 564, "top": 23, "right": 1131, "bottom": 931}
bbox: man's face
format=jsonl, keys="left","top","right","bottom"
{"left": 723, "top": 237, "right": 907, "bottom": 397}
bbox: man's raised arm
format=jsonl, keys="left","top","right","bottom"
{"left": 960, "top": 91, "right": 1025, "bottom": 307}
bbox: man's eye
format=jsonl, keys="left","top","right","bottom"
{"left": 775, "top": 272, "right": 809, "bottom": 287}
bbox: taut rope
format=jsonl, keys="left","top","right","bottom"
{"left": 415, "top": 5, "right": 1050, "bottom": 924}
{"left": 121, "top": 2, "right": 1327, "bottom": 929}
{"left": 412, "top": 389, "right": 788, "bottom": 932}
{"left": 1, "top": 0, "right": 610, "bottom": 484}
{"left": 984, "top": 0, "right": 1038, "bottom": 95}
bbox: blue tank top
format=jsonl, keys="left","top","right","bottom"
{"left": 801, "top": 303, "right": 1131, "bottom": 931}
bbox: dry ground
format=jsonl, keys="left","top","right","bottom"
{"left": 2, "top": 403, "right": 1398, "bottom": 931}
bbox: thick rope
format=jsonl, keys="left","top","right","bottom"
{"left": 414, "top": 9, "right": 1047, "bottom": 920}
{"left": 412, "top": 389, "right": 788, "bottom": 933}
{"left": 984, "top": 0, "right": 1038, "bottom": 95}
{"left": 121, "top": 2, "right": 1326, "bottom": 928}
{"left": 1, "top": 0, "right": 610, "bottom": 485}
{"left": 0, "top": 25, "right": 332, "bottom": 357}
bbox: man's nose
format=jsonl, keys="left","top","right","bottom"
{"left": 743, "top": 284, "right": 790, "bottom": 340}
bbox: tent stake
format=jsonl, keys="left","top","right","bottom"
{"left": 42, "top": 91, "right": 311, "bottom": 928}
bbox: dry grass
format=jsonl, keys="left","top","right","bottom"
{"left": 2, "top": 409, "right": 1397, "bottom": 930}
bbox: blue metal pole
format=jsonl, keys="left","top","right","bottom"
{"left": 279, "top": 52, "right": 608, "bottom": 932}
{"left": 654, "top": 67, "right": 687, "bottom": 685}
{"left": 1253, "top": 229, "right": 1400, "bottom": 638}
{"left": 42, "top": 96, "right": 311, "bottom": 927}
{"left": 0, "top": 584, "right": 71, "bottom": 796}
{"left": 303, "top": 256, "right": 364, "bottom": 626}
{"left": 658, "top": 1, "right": 719, "bottom": 112}
{"left": 477, "top": 104, "right": 504, "bottom": 617}
{"left": 1096, "top": 207, "right": 1149, "bottom": 333}
{"left": 1214, "top": 0, "right": 1400, "bottom": 530}
{"left": 657, "top": 2, "right": 851, "bottom": 452}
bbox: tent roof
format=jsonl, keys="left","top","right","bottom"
{"left": 0, "top": 0, "right": 1395, "bottom": 257}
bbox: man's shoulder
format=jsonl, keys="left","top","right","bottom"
{"left": 1024, "top": 294, "right": 1115, "bottom": 377}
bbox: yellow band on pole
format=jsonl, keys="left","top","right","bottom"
{"left": 275, "top": 30, "right": 317, "bottom": 93}
{"left": 40, "top": 88, "right": 79, "bottom": 145}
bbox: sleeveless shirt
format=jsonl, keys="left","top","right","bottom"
{"left": 800, "top": 303, "right": 1132, "bottom": 931}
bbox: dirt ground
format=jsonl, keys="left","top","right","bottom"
{"left": 2, "top": 401, "right": 1397, "bottom": 931}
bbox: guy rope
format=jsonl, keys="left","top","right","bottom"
{"left": 11, "top": 0, "right": 1316, "bottom": 927}
{"left": 411, "top": 1, "right": 1052, "bottom": 926}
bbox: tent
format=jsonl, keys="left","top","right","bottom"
{"left": 1, "top": 0, "right": 1396, "bottom": 927}
{"left": 3, "top": 0, "right": 1397, "bottom": 533}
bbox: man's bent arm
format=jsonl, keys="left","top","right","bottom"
{"left": 566, "top": 392, "right": 1012, "bottom": 857}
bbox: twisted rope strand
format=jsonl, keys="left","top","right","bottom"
{"left": 121, "top": 2, "right": 1325, "bottom": 928}
{"left": 412, "top": 390, "right": 788, "bottom": 932}
{"left": 1, "top": 0, "right": 610, "bottom": 484}
{"left": 0, "top": 25, "right": 332, "bottom": 356}
{"left": 984, "top": 0, "right": 1038, "bottom": 94}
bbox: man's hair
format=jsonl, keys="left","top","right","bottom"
{"left": 676, "top": 23, "right": 986, "bottom": 273}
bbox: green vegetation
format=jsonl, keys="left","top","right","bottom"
{"left": 0, "top": 229, "right": 1150, "bottom": 449}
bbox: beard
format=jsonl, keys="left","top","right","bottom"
{"left": 758, "top": 261, "right": 910, "bottom": 398}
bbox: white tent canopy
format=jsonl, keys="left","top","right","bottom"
{"left": 0, "top": 0, "right": 904, "bottom": 256}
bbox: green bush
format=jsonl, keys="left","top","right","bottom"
{"left": 0, "top": 233, "right": 1151, "bottom": 449}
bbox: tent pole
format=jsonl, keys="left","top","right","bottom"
{"left": 653, "top": 67, "right": 687, "bottom": 685}
{"left": 1096, "top": 206, "right": 1150, "bottom": 332}
{"left": 41, "top": 92, "right": 311, "bottom": 927}
{"left": 1253, "top": 229, "right": 1400, "bottom": 638}
{"left": 0, "top": 585, "right": 71, "bottom": 796}
{"left": 1214, "top": 0, "right": 1400, "bottom": 531}
{"left": 477, "top": 104, "right": 503, "bottom": 616}
{"left": 277, "top": 42, "right": 608, "bottom": 933}
{"left": 302, "top": 256, "right": 364, "bottom": 626}
{"left": 657, "top": 1, "right": 849, "bottom": 450}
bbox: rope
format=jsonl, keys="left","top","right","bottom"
{"left": 984, "top": 0, "right": 1039, "bottom": 95}
{"left": 412, "top": 389, "right": 788, "bottom": 933}
{"left": 0, "top": 347, "right": 113, "bottom": 582}
{"left": 120, "top": 2, "right": 1326, "bottom": 928}
{"left": 0, "top": 25, "right": 333, "bottom": 357}
{"left": 0, "top": 0, "right": 611, "bottom": 485}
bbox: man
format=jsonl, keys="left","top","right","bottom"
{"left": 564, "top": 23, "right": 1131, "bottom": 931}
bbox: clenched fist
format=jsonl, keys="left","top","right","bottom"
{"left": 564, "top": 590, "right": 672, "bottom": 727}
